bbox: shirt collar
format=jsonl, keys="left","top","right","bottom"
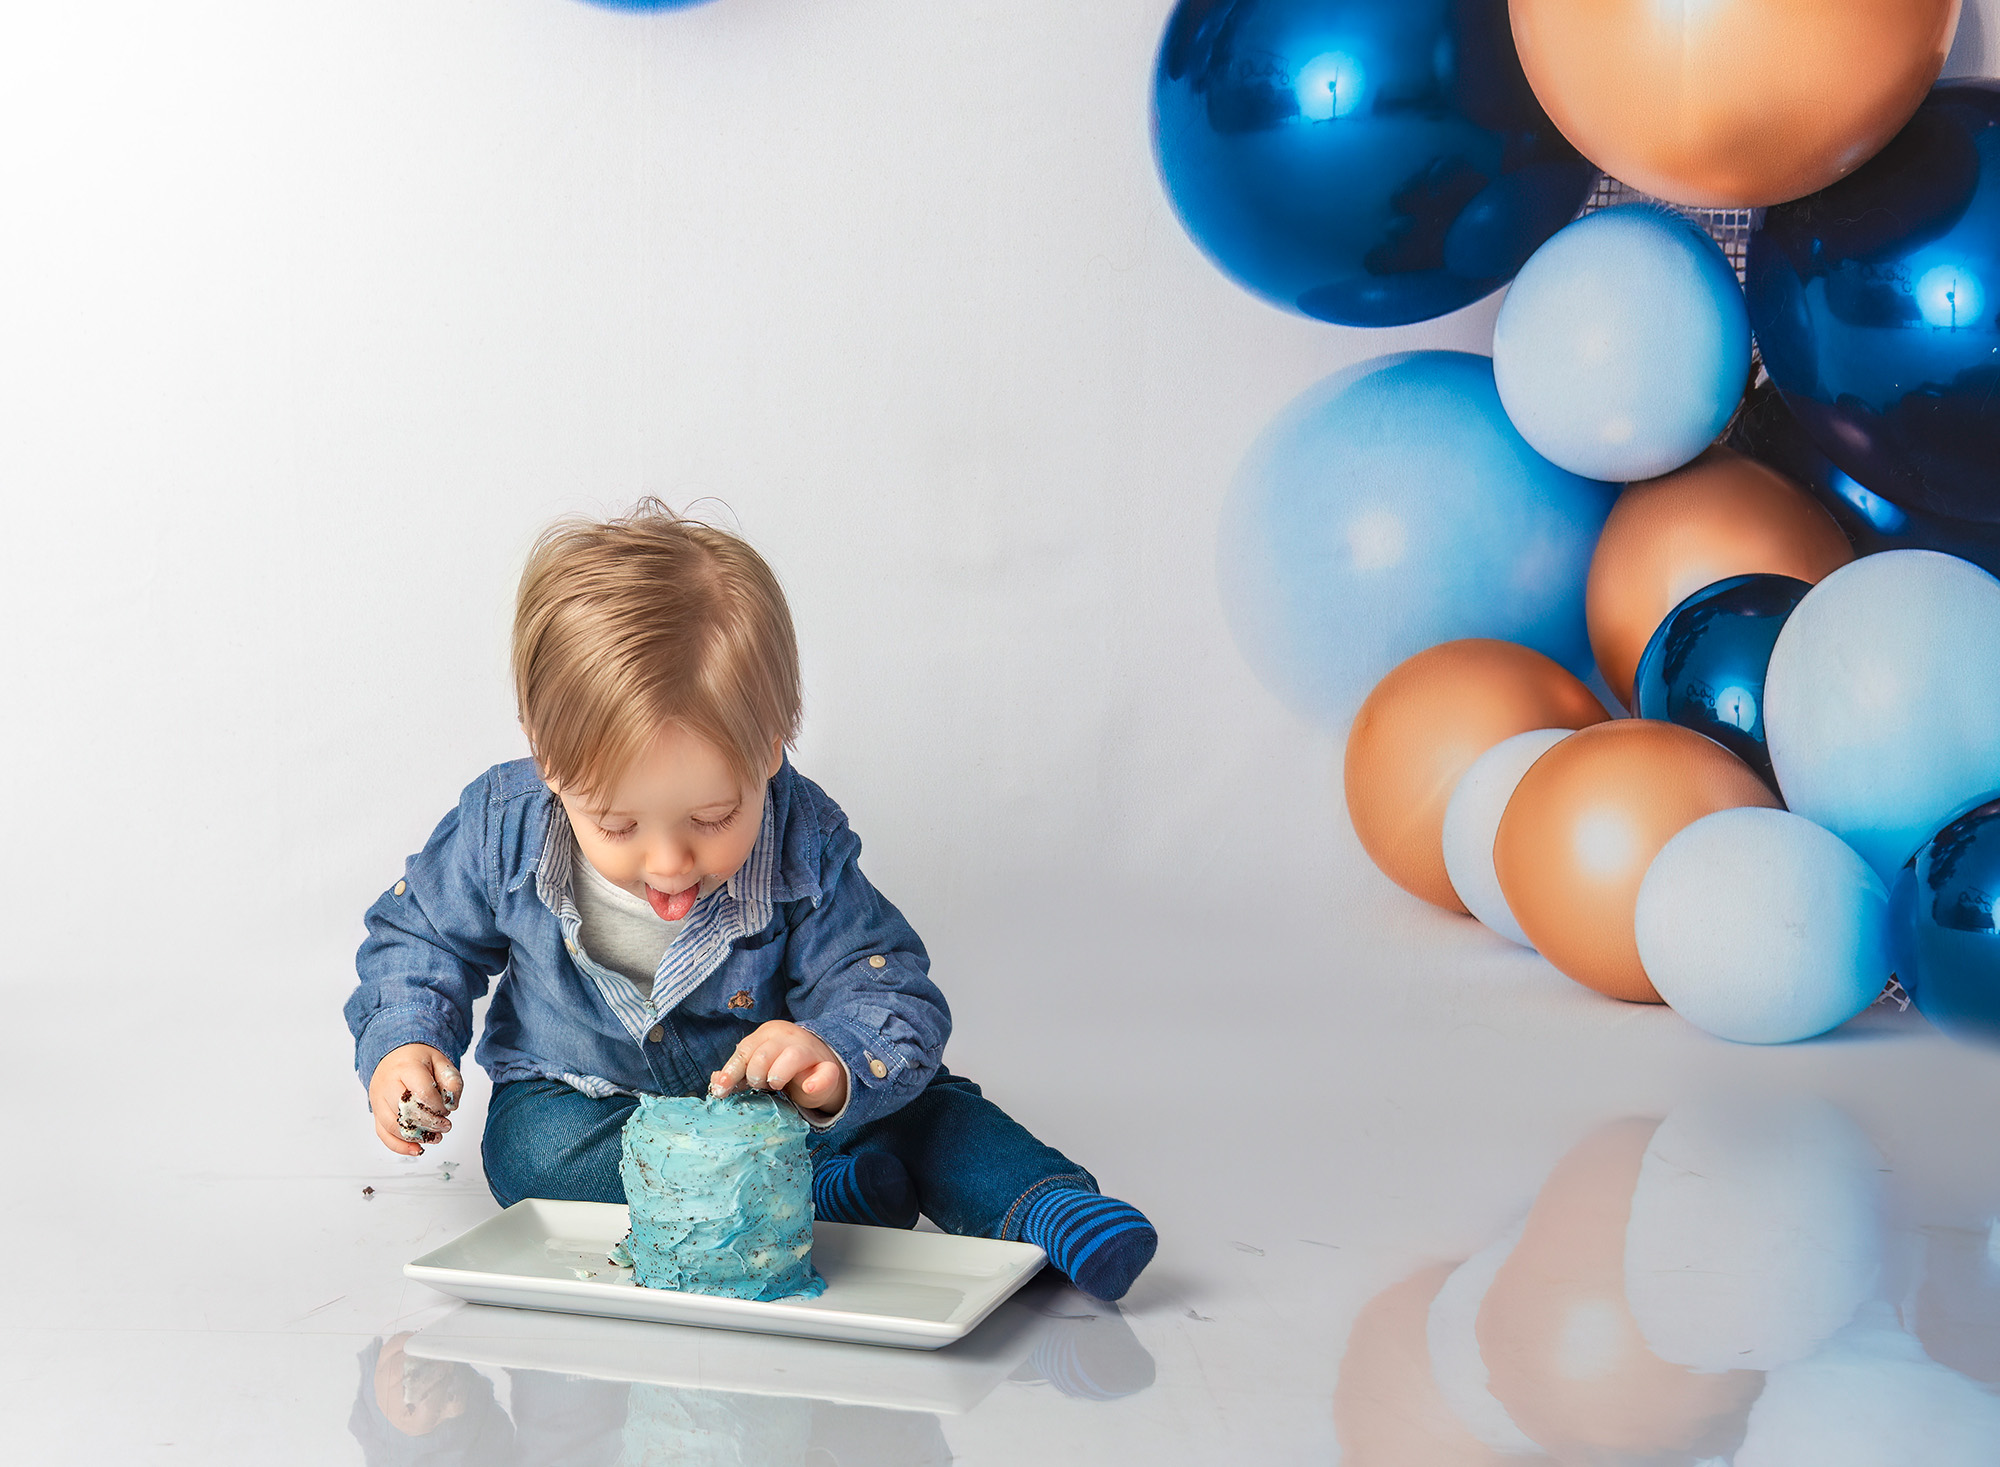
{"left": 519, "top": 780, "right": 781, "bottom": 924}
{"left": 726, "top": 780, "right": 779, "bottom": 913}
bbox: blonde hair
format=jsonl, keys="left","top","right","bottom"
{"left": 512, "top": 500, "right": 800, "bottom": 801}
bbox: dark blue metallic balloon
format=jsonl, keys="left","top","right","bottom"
{"left": 1632, "top": 573, "right": 1810, "bottom": 789}
{"left": 1897, "top": 797, "right": 2000, "bottom": 1044}
{"left": 1151, "top": 0, "right": 1595, "bottom": 327}
{"left": 1747, "top": 81, "right": 2000, "bottom": 526}
{"left": 1727, "top": 379, "right": 2000, "bottom": 580}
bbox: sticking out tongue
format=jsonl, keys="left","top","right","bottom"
{"left": 646, "top": 884, "right": 700, "bottom": 922}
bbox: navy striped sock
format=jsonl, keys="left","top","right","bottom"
{"left": 811, "top": 1152, "right": 919, "bottom": 1229}
{"left": 1020, "top": 1189, "right": 1157, "bottom": 1302}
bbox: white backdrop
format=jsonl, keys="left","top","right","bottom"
{"left": 2, "top": 0, "right": 1996, "bottom": 1042}
{"left": 10, "top": 7, "right": 2000, "bottom": 1461}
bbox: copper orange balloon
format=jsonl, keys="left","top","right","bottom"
{"left": 1587, "top": 447, "right": 1852, "bottom": 709}
{"left": 1493, "top": 720, "right": 1780, "bottom": 1002}
{"left": 1346, "top": 640, "right": 1609, "bottom": 913}
{"left": 1336, "top": 1263, "right": 1545, "bottom": 1467}
{"left": 1479, "top": 1119, "right": 1764, "bottom": 1459}
{"left": 1509, "top": 0, "right": 1959, "bottom": 208}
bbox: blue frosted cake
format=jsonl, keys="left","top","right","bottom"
{"left": 612, "top": 1091, "right": 826, "bottom": 1302}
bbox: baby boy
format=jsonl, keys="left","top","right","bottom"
{"left": 343, "top": 502, "right": 1157, "bottom": 1300}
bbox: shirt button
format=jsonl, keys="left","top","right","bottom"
{"left": 868, "top": 955, "right": 887, "bottom": 969}
{"left": 869, "top": 1058, "right": 888, "bottom": 1079}
{"left": 565, "top": 940, "right": 578, "bottom": 955}
{"left": 393, "top": 881, "right": 407, "bottom": 896}
{"left": 648, "top": 1026, "right": 664, "bottom": 1043}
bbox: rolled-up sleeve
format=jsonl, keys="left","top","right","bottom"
{"left": 345, "top": 773, "right": 512, "bottom": 1088}
{"left": 784, "top": 813, "right": 950, "bottom": 1137}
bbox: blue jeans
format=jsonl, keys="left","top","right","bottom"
{"left": 482, "top": 1068, "right": 1097, "bottom": 1241}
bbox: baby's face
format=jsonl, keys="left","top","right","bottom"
{"left": 553, "top": 723, "right": 780, "bottom": 922}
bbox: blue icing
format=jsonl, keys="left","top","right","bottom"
{"left": 616, "top": 1092, "right": 825, "bottom": 1302}
{"left": 616, "top": 1384, "right": 812, "bottom": 1466}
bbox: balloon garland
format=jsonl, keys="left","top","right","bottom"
{"left": 1158, "top": 0, "right": 2000, "bottom": 1043}
{"left": 1151, "top": 0, "right": 1594, "bottom": 325}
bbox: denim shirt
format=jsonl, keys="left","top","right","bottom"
{"left": 343, "top": 757, "right": 950, "bottom": 1138}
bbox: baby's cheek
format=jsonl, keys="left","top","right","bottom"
{"left": 705, "top": 818, "right": 763, "bottom": 882}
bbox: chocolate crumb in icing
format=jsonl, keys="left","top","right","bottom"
{"left": 617, "top": 1091, "right": 825, "bottom": 1302}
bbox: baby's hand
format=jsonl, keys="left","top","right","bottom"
{"left": 368, "top": 1043, "right": 463, "bottom": 1156}
{"left": 709, "top": 1021, "right": 848, "bottom": 1116}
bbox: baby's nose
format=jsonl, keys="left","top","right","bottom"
{"left": 646, "top": 843, "right": 696, "bottom": 881}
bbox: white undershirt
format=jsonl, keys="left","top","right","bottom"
{"left": 567, "top": 830, "right": 849, "bottom": 1128}
{"left": 570, "top": 839, "right": 688, "bottom": 1000}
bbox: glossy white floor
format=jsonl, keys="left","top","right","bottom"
{"left": 11, "top": 882, "right": 2000, "bottom": 1466}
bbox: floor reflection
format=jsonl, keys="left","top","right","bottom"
{"left": 351, "top": 1275, "right": 1154, "bottom": 1466}
{"left": 1336, "top": 1094, "right": 2000, "bottom": 1465}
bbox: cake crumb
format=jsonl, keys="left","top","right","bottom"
{"left": 396, "top": 1089, "right": 450, "bottom": 1143}
{"left": 361, "top": 1186, "right": 375, "bottom": 1200}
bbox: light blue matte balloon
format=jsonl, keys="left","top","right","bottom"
{"left": 1217, "top": 351, "right": 1614, "bottom": 727}
{"left": 1635, "top": 808, "right": 1891, "bottom": 1045}
{"left": 1493, "top": 205, "right": 1750, "bottom": 482}
{"left": 1764, "top": 550, "right": 2000, "bottom": 881}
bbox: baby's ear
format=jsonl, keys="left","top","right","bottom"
{"left": 765, "top": 737, "right": 785, "bottom": 780}
{"left": 520, "top": 724, "right": 556, "bottom": 789}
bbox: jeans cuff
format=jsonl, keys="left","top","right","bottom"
{"left": 1000, "top": 1171, "right": 1098, "bottom": 1241}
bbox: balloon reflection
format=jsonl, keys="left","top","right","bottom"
{"left": 1734, "top": 1305, "right": 2000, "bottom": 1467}
{"left": 1337, "top": 1095, "right": 2000, "bottom": 1463}
{"left": 1914, "top": 1221, "right": 2000, "bottom": 1387}
{"left": 1624, "top": 1099, "right": 1883, "bottom": 1373}
{"left": 1335, "top": 1260, "right": 1551, "bottom": 1467}
{"left": 1478, "top": 1117, "right": 1763, "bottom": 1460}
{"left": 1426, "top": 1223, "right": 1541, "bottom": 1456}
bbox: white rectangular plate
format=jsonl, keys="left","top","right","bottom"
{"left": 405, "top": 1199, "right": 1046, "bottom": 1350}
